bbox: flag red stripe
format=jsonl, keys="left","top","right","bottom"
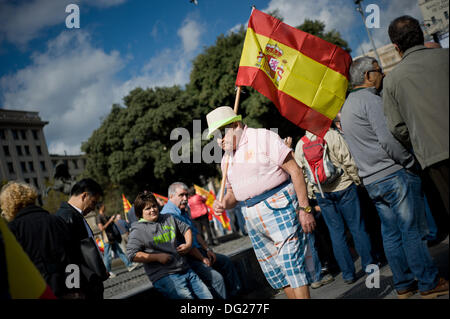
{"left": 236, "top": 66, "right": 332, "bottom": 137}
{"left": 248, "top": 9, "right": 352, "bottom": 78}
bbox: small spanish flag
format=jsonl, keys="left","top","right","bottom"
{"left": 236, "top": 8, "right": 352, "bottom": 137}
{"left": 122, "top": 193, "right": 132, "bottom": 214}
{"left": 194, "top": 184, "right": 231, "bottom": 231}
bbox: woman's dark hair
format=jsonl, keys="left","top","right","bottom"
{"left": 388, "top": 15, "right": 424, "bottom": 53}
{"left": 134, "top": 192, "right": 158, "bottom": 219}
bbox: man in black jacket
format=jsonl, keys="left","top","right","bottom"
{"left": 55, "top": 178, "right": 106, "bottom": 299}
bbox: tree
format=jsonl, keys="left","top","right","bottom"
{"left": 82, "top": 17, "right": 351, "bottom": 198}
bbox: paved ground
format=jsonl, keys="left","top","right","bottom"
{"left": 105, "top": 234, "right": 449, "bottom": 300}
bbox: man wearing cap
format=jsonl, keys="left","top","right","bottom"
{"left": 208, "top": 106, "right": 316, "bottom": 299}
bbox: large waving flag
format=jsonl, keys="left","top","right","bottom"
{"left": 236, "top": 9, "right": 352, "bottom": 137}
{"left": 194, "top": 184, "right": 231, "bottom": 231}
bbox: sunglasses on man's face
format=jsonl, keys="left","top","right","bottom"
{"left": 218, "top": 124, "right": 234, "bottom": 137}
{"left": 367, "top": 68, "right": 384, "bottom": 76}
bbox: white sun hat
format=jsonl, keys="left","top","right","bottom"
{"left": 206, "top": 106, "right": 242, "bottom": 139}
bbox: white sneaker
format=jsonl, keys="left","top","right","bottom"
{"left": 128, "top": 263, "right": 138, "bottom": 272}
{"left": 109, "top": 272, "right": 117, "bottom": 278}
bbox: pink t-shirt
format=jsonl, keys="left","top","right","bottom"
{"left": 221, "top": 126, "right": 291, "bottom": 201}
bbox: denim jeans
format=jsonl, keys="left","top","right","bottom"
{"left": 188, "top": 250, "right": 242, "bottom": 299}
{"left": 365, "top": 169, "right": 439, "bottom": 292}
{"left": 306, "top": 232, "right": 322, "bottom": 283}
{"left": 103, "top": 242, "right": 132, "bottom": 272}
{"left": 315, "top": 183, "right": 374, "bottom": 281}
{"left": 424, "top": 194, "right": 438, "bottom": 241}
{"left": 153, "top": 269, "right": 213, "bottom": 299}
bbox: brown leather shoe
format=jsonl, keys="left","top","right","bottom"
{"left": 420, "top": 278, "right": 449, "bottom": 299}
{"left": 397, "top": 282, "right": 418, "bottom": 299}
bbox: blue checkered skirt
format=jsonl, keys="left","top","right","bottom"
{"left": 243, "top": 182, "right": 314, "bottom": 289}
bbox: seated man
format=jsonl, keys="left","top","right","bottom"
{"left": 126, "top": 192, "right": 212, "bottom": 299}
{"left": 161, "top": 182, "right": 242, "bottom": 299}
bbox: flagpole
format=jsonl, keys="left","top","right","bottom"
{"left": 218, "top": 86, "right": 242, "bottom": 203}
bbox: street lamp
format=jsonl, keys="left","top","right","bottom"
{"left": 354, "top": 0, "right": 382, "bottom": 65}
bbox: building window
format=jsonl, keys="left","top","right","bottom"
{"left": 16, "top": 145, "right": 23, "bottom": 156}
{"left": 29, "top": 161, "right": 35, "bottom": 172}
{"left": 24, "top": 145, "right": 30, "bottom": 155}
{"left": 0, "top": 129, "right": 5, "bottom": 140}
{"left": 445, "top": 11, "right": 449, "bottom": 20}
{"left": 7, "top": 162, "right": 14, "bottom": 174}
{"left": 73, "top": 160, "right": 79, "bottom": 169}
{"left": 11, "top": 129, "right": 19, "bottom": 140}
{"left": 36, "top": 145, "right": 42, "bottom": 155}
{"left": 3, "top": 145, "right": 10, "bottom": 156}
{"left": 32, "top": 130, "right": 39, "bottom": 140}
{"left": 20, "top": 130, "right": 27, "bottom": 140}
{"left": 25, "top": 178, "right": 30, "bottom": 184}
{"left": 21, "top": 161, "right": 27, "bottom": 173}
{"left": 40, "top": 161, "right": 47, "bottom": 172}
{"left": 431, "top": 16, "right": 436, "bottom": 24}
{"left": 33, "top": 178, "right": 39, "bottom": 188}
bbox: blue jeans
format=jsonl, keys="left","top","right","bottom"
{"left": 153, "top": 269, "right": 213, "bottom": 299}
{"left": 188, "top": 250, "right": 242, "bottom": 299}
{"left": 424, "top": 194, "right": 438, "bottom": 241}
{"left": 103, "top": 242, "right": 132, "bottom": 272}
{"left": 307, "top": 232, "right": 323, "bottom": 283}
{"left": 365, "top": 169, "right": 439, "bottom": 292}
{"left": 315, "top": 184, "right": 374, "bottom": 281}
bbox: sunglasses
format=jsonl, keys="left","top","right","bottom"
{"left": 218, "top": 123, "right": 234, "bottom": 137}
{"left": 367, "top": 68, "right": 384, "bottom": 76}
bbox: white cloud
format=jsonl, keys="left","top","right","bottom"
{"left": 354, "top": 0, "right": 422, "bottom": 57}
{"left": 264, "top": 0, "right": 357, "bottom": 32}
{"left": 177, "top": 16, "right": 204, "bottom": 54}
{"left": 1, "top": 30, "right": 125, "bottom": 155}
{"left": 0, "top": 0, "right": 127, "bottom": 47}
{"left": 0, "top": 15, "right": 204, "bottom": 155}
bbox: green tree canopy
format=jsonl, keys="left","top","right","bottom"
{"left": 82, "top": 17, "right": 351, "bottom": 199}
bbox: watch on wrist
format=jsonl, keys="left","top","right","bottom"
{"left": 297, "top": 206, "right": 312, "bottom": 214}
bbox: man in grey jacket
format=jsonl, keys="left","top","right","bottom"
{"left": 383, "top": 15, "right": 449, "bottom": 215}
{"left": 340, "top": 56, "right": 448, "bottom": 299}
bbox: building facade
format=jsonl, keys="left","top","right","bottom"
{"left": 419, "top": 0, "right": 449, "bottom": 45}
{"left": 354, "top": 43, "right": 402, "bottom": 74}
{"left": 49, "top": 154, "right": 87, "bottom": 178}
{"left": 0, "top": 109, "right": 53, "bottom": 194}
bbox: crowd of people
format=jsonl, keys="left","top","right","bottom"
{"left": 0, "top": 15, "right": 448, "bottom": 300}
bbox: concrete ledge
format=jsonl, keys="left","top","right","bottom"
{"left": 116, "top": 246, "right": 276, "bottom": 299}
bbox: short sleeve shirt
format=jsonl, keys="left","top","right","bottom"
{"left": 221, "top": 126, "right": 291, "bottom": 201}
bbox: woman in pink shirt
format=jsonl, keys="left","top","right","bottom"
{"left": 207, "top": 106, "right": 316, "bottom": 299}
{"left": 187, "top": 187, "right": 217, "bottom": 246}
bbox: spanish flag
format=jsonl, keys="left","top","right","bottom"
{"left": 236, "top": 9, "right": 352, "bottom": 137}
{"left": 194, "top": 184, "right": 231, "bottom": 231}
{"left": 122, "top": 193, "right": 132, "bottom": 214}
{"left": 0, "top": 218, "right": 56, "bottom": 299}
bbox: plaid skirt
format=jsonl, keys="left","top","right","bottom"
{"left": 243, "top": 182, "right": 314, "bottom": 289}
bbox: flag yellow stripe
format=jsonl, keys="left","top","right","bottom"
{"left": 239, "top": 28, "right": 348, "bottom": 119}
{"left": 1, "top": 218, "right": 47, "bottom": 298}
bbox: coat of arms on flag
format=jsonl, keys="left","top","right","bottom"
{"left": 236, "top": 8, "right": 352, "bottom": 137}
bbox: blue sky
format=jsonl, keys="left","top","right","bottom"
{"left": 0, "top": 0, "right": 422, "bottom": 155}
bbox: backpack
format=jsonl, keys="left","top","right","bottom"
{"left": 301, "top": 133, "right": 343, "bottom": 197}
